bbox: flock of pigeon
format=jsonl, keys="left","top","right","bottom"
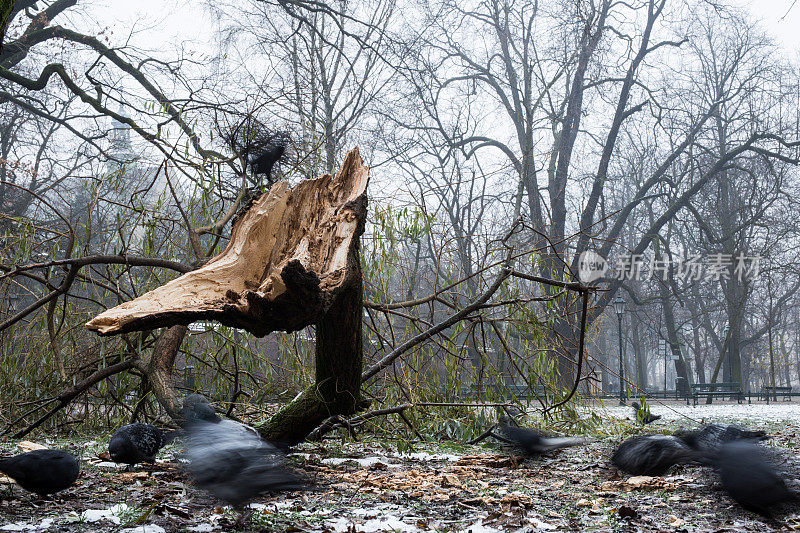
{"left": 0, "top": 394, "right": 307, "bottom": 524}
{"left": 1, "top": 396, "right": 798, "bottom": 526}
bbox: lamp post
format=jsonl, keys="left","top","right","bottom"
{"left": 613, "top": 295, "right": 626, "bottom": 405}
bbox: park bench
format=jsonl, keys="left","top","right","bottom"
{"left": 691, "top": 382, "right": 743, "bottom": 406}
{"left": 758, "top": 385, "right": 793, "bottom": 401}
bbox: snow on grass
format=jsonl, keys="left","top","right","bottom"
{"left": 0, "top": 518, "right": 54, "bottom": 531}
{"left": 322, "top": 456, "right": 398, "bottom": 468}
{"left": 185, "top": 524, "right": 217, "bottom": 532}
{"left": 76, "top": 503, "right": 129, "bottom": 524}
{"left": 600, "top": 401, "right": 800, "bottom": 425}
{"left": 325, "top": 516, "right": 424, "bottom": 532}
{"left": 319, "top": 450, "right": 460, "bottom": 469}
{"left": 120, "top": 525, "right": 166, "bottom": 533}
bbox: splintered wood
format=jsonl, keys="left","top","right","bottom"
{"left": 86, "top": 148, "right": 369, "bottom": 337}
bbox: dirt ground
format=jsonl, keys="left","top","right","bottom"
{"left": 2, "top": 402, "right": 800, "bottom": 532}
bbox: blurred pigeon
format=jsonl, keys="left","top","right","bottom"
{"left": 709, "top": 441, "right": 798, "bottom": 516}
{"left": 611, "top": 435, "right": 696, "bottom": 476}
{"left": 674, "top": 424, "right": 768, "bottom": 453}
{"left": 631, "top": 402, "right": 661, "bottom": 425}
{"left": 0, "top": 449, "right": 79, "bottom": 497}
{"left": 184, "top": 419, "right": 308, "bottom": 512}
{"left": 108, "top": 423, "right": 177, "bottom": 468}
{"left": 493, "top": 424, "right": 586, "bottom": 456}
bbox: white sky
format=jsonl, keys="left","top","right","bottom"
{"left": 90, "top": 0, "right": 800, "bottom": 55}
{"left": 732, "top": 0, "right": 800, "bottom": 53}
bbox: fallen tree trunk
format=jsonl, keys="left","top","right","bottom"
{"left": 86, "top": 148, "right": 369, "bottom": 443}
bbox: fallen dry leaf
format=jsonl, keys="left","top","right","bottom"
{"left": 668, "top": 515, "right": 684, "bottom": 527}
{"left": 456, "top": 454, "right": 515, "bottom": 468}
{"left": 440, "top": 473, "right": 463, "bottom": 488}
{"left": 601, "top": 476, "right": 679, "bottom": 492}
{"left": 111, "top": 472, "right": 150, "bottom": 482}
{"left": 17, "top": 441, "right": 47, "bottom": 452}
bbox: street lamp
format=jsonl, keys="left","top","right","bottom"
{"left": 613, "top": 295, "right": 626, "bottom": 405}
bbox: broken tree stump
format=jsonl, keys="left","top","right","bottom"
{"left": 86, "top": 148, "right": 369, "bottom": 443}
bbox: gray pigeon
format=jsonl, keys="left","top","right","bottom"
{"left": 184, "top": 419, "right": 308, "bottom": 509}
{"left": 181, "top": 394, "right": 221, "bottom": 424}
{"left": 109, "top": 423, "right": 177, "bottom": 468}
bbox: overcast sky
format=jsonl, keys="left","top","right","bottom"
{"left": 733, "top": 0, "right": 800, "bottom": 52}
{"left": 93, "top": 0, "right": 800, "bottom": 56}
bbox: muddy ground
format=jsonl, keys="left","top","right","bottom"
{"left": 2, "top": 402, "right": 800, "bottom": 532}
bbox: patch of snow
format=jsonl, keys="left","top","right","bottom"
{"left": 0, "top": 524, "right": 29, "bottom": 531}
{"left": 399, "top": 452, "right": 461, "bottom": 462}
{"left": 186, "top": 525, "right": 218, "bottom": 532}
{"left": 528, "top": 517, "right": 556, "bottom": 530}
{"left": 361, "top": 516, "right": 419, "bottom": 532}
{"left": 601, "top": 402, "right": 800, "bottom": 425}
{"left": 80, "top": 503, "right": 129, "bottom": 524}
{"left": 461, "top": 522, "right": 502, "bottom": 533}
{"left": 94, "top": 461, "right": 126, "bottom": 469}
{"left": 325, "top": 517, "right": 352, "bottom": 532}
{"left": 0, "top": 518, "right": 54, "bottom": 531}
{"left": 322, "top": 456, "right": 398, "bottom": 468}
{"left": 120, "top": 526, "right": 166, "bottom": 533}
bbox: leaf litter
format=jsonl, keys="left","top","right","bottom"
{"left": 2, "top": 405, "right": 800, "bottom": 531}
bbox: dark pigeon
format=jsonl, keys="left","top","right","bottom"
{"left": 674, "top": 424, "right": 768, "bottom": 453}
{"left": 184, "top": 419, "right": 308, "bottom": 510}
{"left": 631, "top": 402, "right": 661, "bottom": 425}
{"left": 108, "top": 423, "right": 177, "bottom": 467}
{"left": 0, "top": 449, "right": 79, "bottom": 496}
{"left": 494, "top": 424, "right": 585, "bottom": 456}
{"left": 249, "top": 133, "right": 288, "bottom": 181}
{"left": 611, "top": 435, "right": 696, "bottom": 476}
{"left": 709, "top": 441, "right": 798, "bottom": 516}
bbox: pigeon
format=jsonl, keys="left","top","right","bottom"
{"left": 181, "top": 394, "right": 222, "bottom": 424}
{"left": 249, "top": 133, "right": 288, "bottom": 181}
{"left": 631, "top": 402, "right": 661, "bottom": 425}
{"left": 493, "top": 424, "right": 586, "bottom": 456}
{"left": 611, "top": 435, "right": 697, "bottom": 476}
{"left": 709, "top": 441, "right": 798, "bottom": 516}
{"left": 0, "top": 449, "right": 79, "bottom": 497}
{"left": 674, "top": 424, "right": 768, "bottom": 453}
{"left": 180, "top": 394, "right": 259, "bottom": 438}
{"left": 183, "top": 419, "right": 308, "bottom": 511}
{"left": 108, "top": 423, "right": 177, "bottom": 468}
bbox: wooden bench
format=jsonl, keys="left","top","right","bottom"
{"left": 691, "top": 382, "right": 743, "bottom": 406}
{"left": 759, "top": 386, "right": 793, "bottom": 401}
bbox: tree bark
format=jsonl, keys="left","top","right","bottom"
{"left": 87, "top": 148, "right": 370, "bottom": 444}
